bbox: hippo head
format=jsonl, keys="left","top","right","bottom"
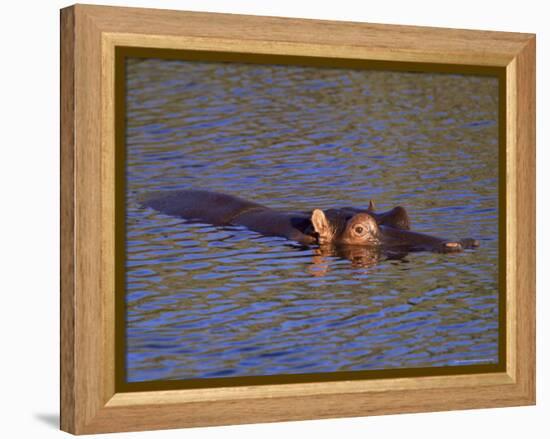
{"left": 310, "top": 208, "right": 381, "bottom": 246}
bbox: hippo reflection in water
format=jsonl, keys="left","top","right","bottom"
{"left": 142, "top": 190, "right": 479, "bottom": 263}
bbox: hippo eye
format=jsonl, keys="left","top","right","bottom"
{"left": 354, "top": 226, "right": 364, "bottom": 235}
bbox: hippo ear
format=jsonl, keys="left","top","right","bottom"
{"left": 368, "top": 199, "right": 376, "bottom": 211}
{"left": 311, "top": 209, "right": 332, "bottom": 242}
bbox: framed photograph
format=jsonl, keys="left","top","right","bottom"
{"left": 60, "top": 4, "right": 536, "bottom": 434}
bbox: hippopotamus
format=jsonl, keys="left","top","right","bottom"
{"left": 141, "top": 190, "right": 479, "bottom": 254}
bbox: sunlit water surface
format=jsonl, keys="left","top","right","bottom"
{"left": 125, "top": 58, "right": 499, "bottom": 383}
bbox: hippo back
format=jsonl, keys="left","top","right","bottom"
{"left": 141, "top": 190, "right": 266, "bottom": 226}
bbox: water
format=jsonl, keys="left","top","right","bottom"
{"left": 124, "top": 57, "right": 500, "bottom": 383}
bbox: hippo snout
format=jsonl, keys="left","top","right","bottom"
{"left": 440, "top": 238, "right": 480, "bottom": 253}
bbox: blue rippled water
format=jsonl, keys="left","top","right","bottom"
{"left": 125, "top": 57, "right": 499, "bottom": 383}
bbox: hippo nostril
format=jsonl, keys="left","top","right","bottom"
{"left": 460, "top": 238, "right": 480, "bottom": 249}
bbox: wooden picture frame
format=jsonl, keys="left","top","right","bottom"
{"left": 60, "top": 4, "right": 536, "bottom": 435}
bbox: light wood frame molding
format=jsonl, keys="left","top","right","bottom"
{"left": 60, "top": 4, "right": 536, "bottom": 435}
